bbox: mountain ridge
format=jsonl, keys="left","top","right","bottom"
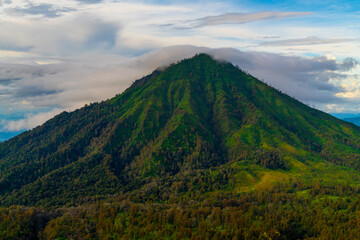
{"left": 344, "top": 116, "right": 360, "bottom": 127}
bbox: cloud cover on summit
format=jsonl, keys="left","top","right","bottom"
{"left": 1, "top": 46, "right": 357, "bottom": 131}
{"left": 0, "top": 0, "right": 359, "bottom": 135}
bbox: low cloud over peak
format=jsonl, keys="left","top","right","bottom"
{"left": 0, "top": 45, "right": 358, "bottom": 132}
{"left": 0, "top": 0, "right": 359, "bottom": 136}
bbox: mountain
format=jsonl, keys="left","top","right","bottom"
{"left": 1, "top": 53, "right": 360, "bottom": 207}
{"left": 2, "top": 54, "right": 360, "bottom": 239}
{"left": 344, "top": 117, "right": 360, "bottom": 127}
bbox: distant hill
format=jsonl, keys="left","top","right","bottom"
{"left": 2, "top": 54, "right": 360, "bottom": 239}
{"left": 0, "top": 131, "right": 23, "bottom": 142}
{"left": 344, "top": 117, "right": 360, "bottom": 127}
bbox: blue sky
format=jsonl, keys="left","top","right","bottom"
{"left": 0, "top": 0, "right": 359, "bottom": 140}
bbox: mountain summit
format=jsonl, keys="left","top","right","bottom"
{"left": 1, "top": 53, "right": 360, "bottom": 207}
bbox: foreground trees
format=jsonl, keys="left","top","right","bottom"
{"left": 2, "top": 180, "right": 360, "bottom": 240}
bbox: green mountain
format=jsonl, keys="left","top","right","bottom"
{"left": 1, "top": 53, "right": 360, "bottom": 206}
{"left": 2, "top": 54, "right": 360, "bottom": 239}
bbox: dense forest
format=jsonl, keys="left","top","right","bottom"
{"left": 1, "top": 54, "right": 360, "bottom": 239}
{"left": 3, "top": 166, "right": 360, "bottom": 239}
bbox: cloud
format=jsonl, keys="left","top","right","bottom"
{"left": 8, "top": 3, "right": 75, "bottom": 18}
{"left": 0, "top": 16, "right": 121, "bottom": 56}
{"left": 84, "top": 21, "right": 118, "bottom": 50}
{"left": 0, "top": 44, "right": 33, "bottom": 52}
{"left": 1, "top": 108, "right": 63, "bottom": 131}
{"left": 0, "top": 1, "right": 353, "bottom": 60}
{"left": 76, "top": 0, "right": 103, "bottom": 4}
{"left": 15, "top": 86, "right": 59, "bottom": 98}
{"left": 339, "top": 57, "right": 358, "bottom": 71}
{"left": 185, "top": 11, "right": 313, "bottom": 28}
{"left": 257, "top": 36, "right": 356, "bottom": 47}
{"left": 0, "top": 77, "right": 21, "bottom": 85}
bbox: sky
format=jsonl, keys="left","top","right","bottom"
{"left": 0, "top": 0, "right": 360, "bottom": 141}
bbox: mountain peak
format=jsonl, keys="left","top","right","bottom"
{"left": 191, "top": 53, "right": 216, "bottom": 61}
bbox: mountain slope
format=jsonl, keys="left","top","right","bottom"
{"left": 1, "top": 54, "right": 360, "bottom": 207}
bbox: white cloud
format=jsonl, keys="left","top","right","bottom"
{"left": 0, "top": 1, "right": 359, "bottom": 59}
{"left": 0, "top": 13, "right": 121, "bottom": 56}
{"left": 6, "top": 2, "right": 75, "bottom": 18}
{"left": 1, "top": 108, "right": 63, "bottom": 131}
{"left": 257, "top": 36, "right": 356, "bottom": 47}
{"left": 193, "top": 11, "right": 313, "bottom": 28}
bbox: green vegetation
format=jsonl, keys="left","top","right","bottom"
{"left": 1, "top": 54, "right": 360, "bottom": 239}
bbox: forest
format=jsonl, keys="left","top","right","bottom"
{"left": 2, "top": 168, "right": 360, "bottom": 239}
